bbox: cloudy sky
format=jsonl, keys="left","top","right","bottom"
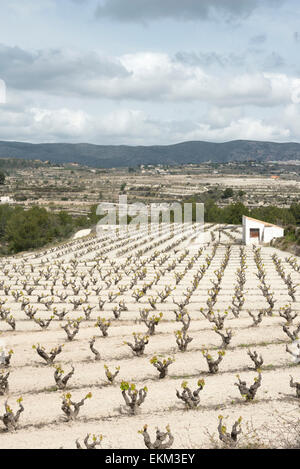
{"left": 0, "top": 0, "right": 300, "bottom": 145}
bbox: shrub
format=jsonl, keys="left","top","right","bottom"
{"left": 120, "top": 381, "right": 148, "bottom": 415}
{"left": 95, "top": 317, "right": 111, "bottom": 337}
{"left": 33, "top": 344, "right": 64, "bottom": 365}
{"left": 150, "top": 356, "right": 174, "bottom": 379}
{"left": 104, "top": 365, "right": 120, "bottom": 384}
{"left": 89, "top": 337, "right": 101, "bottom": 361}
{"left": 0, "top": 398, "right": 24, "bottom": 431}
{"left": 140, "top": 310, "right": 163, "bottom": 336}
{"left": 62, "top": 318, "right": 82, "bottom": 341}
{"left": 124, "top": 333, "right": 149, "bottom": 357}
{"left": 176, "top": 379, "right": 205, "bottom": 409}
{"left": 54, "top": 365, "right": 75, "bottom": 390}
{"left": 290, "top": 376, "right": 300, "bottom": 398}
{"left": 0, "top": 370, "right": 10, "bottom": 395}
{"left": 217, "top": 415, "right": 242, "bottom": 447}
{"left": 247, "top": 350, "right": 264, "bottom": 371}
{"left": 202, "top": 349, "right": 225, "bottom": 374}
{"left": 0, "top": 349, "right": 13, "bottom": 367}
{"left": 214, "top": 328, "right": 233, "bottom": 349}
{"left": 174, "top": 329, "right": 193, "bottom": 352}
{"left": 235, "top": 372, "right": 262, "bottom": 401}
{"left": 61, "top": 392, "right": 92, "bottom": 421}
{"left": 76, "top": 434, "right": 103, "bottom": 449}
{"left": 139, "top": 424, "right": 174, "bottom": 449}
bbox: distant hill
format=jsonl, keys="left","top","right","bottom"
{"left": 0, "top": 140, "right": 300, "bottom": 168}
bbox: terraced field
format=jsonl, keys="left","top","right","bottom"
{"left": 0, "top": 223, "right": 299, "bottom": 449}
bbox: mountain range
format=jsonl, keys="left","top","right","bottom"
{"left": 0, "top": 139, "right": 300, "bottom": 168}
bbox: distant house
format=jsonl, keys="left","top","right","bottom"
{"left": 242, "top": 215, "right": 284, "bottom": 245}
{"left": 0, "top": 196, "right": 14, "bottom": 204}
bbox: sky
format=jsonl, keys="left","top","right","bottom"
{"left": 0, "top": 0, "right": 300, "bottom": 145}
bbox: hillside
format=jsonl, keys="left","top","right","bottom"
{"left": 1, "top": 224, "right": 300, "bottom": 449}
{"left": 0, "top": 139, "right": 300, "bottom": 168}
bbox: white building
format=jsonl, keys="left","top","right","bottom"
{"left": 242, "top": 215, "right": 284, "bottom": 245}
{"left": 0, "top": 196, "right": 14, "bottom": 204}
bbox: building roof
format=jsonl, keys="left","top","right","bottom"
{"left": 243, "top": 215, "right": 283, "bottom": 229}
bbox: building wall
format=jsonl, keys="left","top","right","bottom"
{"left": 0, "top": 196, "right": 13, "bottom": 204}
{"left": 242, "top": 216, "right": 264, "bottom": 245}
{"left": 242, "top": 216, "right": 284, "bottom": 245}
{"left": 263, "top": 226, "right": 284, "bottom": 243}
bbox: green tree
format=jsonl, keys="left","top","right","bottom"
{"left": 222, "top": 188, "right": 234, "bottom": 199}
{"left": 290, "top": 203, "right": 300, "bottom": 225}
{"left": 204, "top": 199, "right": 222, "bottom": 223}
{"left": 223, "top": 202, "right": 249, "bottom": 224}
{"left": 88, "top": 204, "right": 103, "bottom": 225}
{"left": 250, "top": 206, "right": 295, "bottom": 226}
{"left": 0, "top": 171, "right": 6, "bottom": 185}
{"left": 6, "top": 207, "right": 54, "bottom": 252}
{"left": 0, "top": 205, "right": 14, "bottom": 238}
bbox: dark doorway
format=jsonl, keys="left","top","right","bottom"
{"left": 250, "top": 228, "right": 260, "bottom": 239}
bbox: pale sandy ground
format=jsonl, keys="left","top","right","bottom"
{"left": 0, "top": 224, "right": 299, "bottom": 449}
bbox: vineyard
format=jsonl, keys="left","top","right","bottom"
{"left": 0, "top": 223, "right": 299, "bottom": 449}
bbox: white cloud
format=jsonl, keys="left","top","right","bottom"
{"left": 30, "top": 107, "right": 90, "bottom": 137}
{"left": 282, "top": 104, "right": 300, "bottom": 138}
{"left": 0, "top": 105, "right": 160, "bottom": 143}
{"left": 1, "top": 45, "right": 300, "bottom": 110}
{"left": 184, "top": 118, "right": 290, "bottom": 142}
{"left": 0, "top": 103, "right": 292, "bottom": 145}
{"left": 0, "top": 0, "right": 299, "bottom": 148}
{"left": 114, "top": 53, "right": 300, "bottom": 107}
{"left": 0, "top": 79, "right": 6, "bottom": 103}
{"left": 0, "top": 43, "right": 299, "bottom": 145}
{"left": 205, "top": 106, "right": 243, "bottom": 129}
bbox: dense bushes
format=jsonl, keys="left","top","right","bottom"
{"left": 1, "top": 198, "right": 299, "bottom": 255}
{"left": 0, "top": 171, "right": 6, "bottom": 185}
{"left": 203, "top": 200, "right": 300, "bottom": 227}
{"left": 0, "top": 205, "right": 15, "bottom": 238}
{"left": 182, "top": 192, "right": 300, "bottom": 227}
{"left": 250, "top": 206, "right": 296, "bottom": 226}
{"left": 282, "top": 225, "right": 300, "bottom": 245}
{"left": 205, "top": 201, "right": 249, "bottom": 225}
{"left": 0, "top": 205, "right": 90, "bottom": 254}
